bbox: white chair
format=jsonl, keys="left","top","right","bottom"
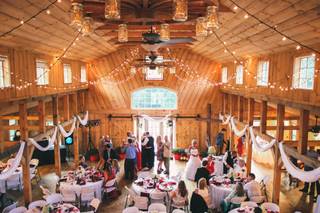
{"left": 122, "top": 206, "right": 139, "bottom": 213}
{"left": 104, "top": 178, "right": 117, "bottom": 194}
{"left": 172, "top": 209, "right": 185, "bottom": 213}
{"left": 230, "top": 196, "right": 247, "bottom": 205}
{"left": 80, "top": 186, "right": 96, "bottom": 205}
{"left": 60, "top": 187, "right": 78, "bottom": 204}
{"left": 45, "top": 193, "right": 63, "bottom": 204}
{"left": 149, "top": 190, "right": 166, "bottom": 204}
{"left": 138, "top": 171, "right": 151, "bottom": 179}
{"left": 40, "top": 185, "right": 51, "bottom": 199}
{"left": 5, "top": 173, "right": 23, "bottom": 191}
{"left": 250, "top": 195, "right": 266, "bottom": 204}
{"left": 240, "top": 201, "right": 258, "bottom": 208}
{"left": 28, "top": 200, "right": 47, "bottom": 210}
{"left": 2, "top": 202, "right": 18, "bottom": 213}
{"left": 261, "top": 202, "right": 280, "bottom": 212}
{"left": 148, "top": 203, "right": 166, "bottom": 212}
{"left": 170, "top": 171, "right": 183, "bottom": 182}
{"left": 30, "top": 159, "right": 39, "bottom": 167}
{"left": 8, "top": 207, "right": 27, "bottom": 213}
{"left": 124, "top": 186, "right": 148, "bottom": 211}
{"left": 90, "top": 198, "right": 101, "bottom": 212}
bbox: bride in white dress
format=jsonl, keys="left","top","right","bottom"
{"left": 185, "top": 139, "right": 202, "bottom": 181}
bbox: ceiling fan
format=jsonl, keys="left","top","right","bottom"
{"left": 134, "top": 51, "right": 175, "bottom": 69}
{"left": 117, "top": 26, "right": 194, "bottom": 52}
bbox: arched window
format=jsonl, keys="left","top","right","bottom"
{"left": 131, "top": 87, "right": 177, "bottom": 110}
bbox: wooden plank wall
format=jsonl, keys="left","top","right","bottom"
{"left": 0, "top": 45, "right": 88, "bottom": 102}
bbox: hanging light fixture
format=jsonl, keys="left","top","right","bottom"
{"left": 196, "top": 17, "right": 207, "bottom": 37}
{"left": 70, "top": 2, "right": 83, "bottom": 28}
{"left": 82, "top": 14, "right": 93, "bottom": 36}
{"left": 160, "top": 24, "right": 170, "bottom": 41}
{"left": 118, "top": 24, "right": 128, "bottom": 42}
{"left": 206, "top": 6, "right": 219, "bottom": 30}
{"left": 130, "top": 66, "right": 136, "bottom": 75}
{"left": 169, "top": 67, "right": 176, "bottom": 74}
{"left": 173, "top": 0, "right": 188, "bottom": 22}
{"left": 105, "top": 0, "right": 120, "bottom": 19}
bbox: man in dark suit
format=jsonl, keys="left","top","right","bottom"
{"left": 146, "top": 132, "right": 155, "bottom": 169}
{"left": 195, "top": 160, "right": 210, "bottom": 185}
{"left": 103, "top": 142, "right": 118, "bottom": 168}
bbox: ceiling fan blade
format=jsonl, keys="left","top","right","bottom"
{"left": 141, "top": 43, "right": 167, "bottom": 52}
{"left": 162, "top": 38, "right": 195, "bottom": 44}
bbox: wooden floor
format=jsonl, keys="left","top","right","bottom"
{"left": 4, "top": 159, "right": 317, "bottom": 213}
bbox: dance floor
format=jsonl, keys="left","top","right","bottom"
{"left": 3, "top": 159, "right": 317, "bottom": 213}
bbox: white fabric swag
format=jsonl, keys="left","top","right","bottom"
{"left": 58, "top": 117, "right": 77, "bottom": 137}
{"left": 219, "top": 113, "right": 232, "bottom": 125}
{"left": 249, "top": 127, "right": 276, "bottom": 152}
{"left": 76, "top": 111, "right": 89, "bottom": 126}
{"left": 27, "top": 127, "right": 58, "bottom": 151}
{"left": 279, "top": 142, "right": 320, "bottom": 183}
{"left": 230, "top": 117, "right": 248, "bottom": 137}
{"left": 0, "top": 141, "right": 25, "bottom": 180}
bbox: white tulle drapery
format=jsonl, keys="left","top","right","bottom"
{"left": 76, "top": 111, "right": 89, "bottom": 126}
{"left": 219, "top": 113, "right": 231, "bottom": 125}
{"left": 279, "top": 142, "right": 320, "bottom": 183}
{"left": 27, "top": 127, "right": 58, "bottom": 151}
{"left": 0, "top": 142, "right": 25, "bottom": 180}
{"left": 249, "top": 127, "right": 276, "bottom": 152}
{"left": 230, "top": 117, "right": 248, "bottom": 137}
{"left": 58, "top": 117, "right": 77, "bottom": 137}
{"left": 140, "top": 114, "right": 170, "bottom": 123}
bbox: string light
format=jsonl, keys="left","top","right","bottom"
{"left": 282, "top": 36, "right": 287, "bottom": 41}
{"left": 244, "top": 14, "right": 249, "bottom": 19}
{"left": 20, "top": 20, "right": 24, "bottom": 25}
{"left": 296, "top": 45, "right": 301, "bottom": 50}
{"left": 46, "top": 9, "right": 51, "bottom": 15}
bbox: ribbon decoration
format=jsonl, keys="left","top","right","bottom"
{"left": 219, "top": 113, "right": 232, "bottom": 125}
{"left": 58, "top": 117, "right": 77, "bottom": 137}
{"left": 76, "top": 111, "right": 89, "bottom": 126}
{"left": 0, "top": 142, "right": 25, "bottom": 180}
{"left": 27, "top": 127, "right": 58, "bottom": 152}
{"left": 249, "top": 127, "right": 276, "bottom": 152}
{"left": 230, "top": 117, "right": 248, "bottom": 137}
{"left": 279, "top": 142, "right": 320, "bottom": 182}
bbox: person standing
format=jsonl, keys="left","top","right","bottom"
{"left": 141, "top": 132, "right": 149, "bottom": 169}
{"left": 103, "top": 141, "right": 118, "bottom": 169}
{"left": 216, "top": 128, "right": 226, "bottom": 155}
{"left": 156, "top": 136, "right": 164, "bottom": 174}
{"left": 237, "top": 135, "right": 245, "bottom": 157}
{"left": 185, "top": 139, "right": 202, "bottom": 181}
{"left": 146, "top": 132, "right": 155, "bottom": 169}
{"left": 123, "top": 138, "right": 137, "bottom": 180}
{"left": 163, "top": 135, "right": 171, "bottom": 175}
{"left": 223, "top": 150, "right": 237, "bottom": 174}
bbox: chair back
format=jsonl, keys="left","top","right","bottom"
{"left": 8, "top": 207, "right": 27, "bottom": 213}
{"left": 81, "top": 186, "right": 96, "bottom": 202}
{"left": 30, "top": 159, "right": 39, "bottom": 167}
{"left": 40, "top": 185, "right": 51, "bottom": 196}
{"left": 45, "top": 193, "right": 63, "bottom": 204}
{"left": 90, "top": 198, "right": 101, "bottom": 212}
{"left": 28, "top": 200, "right": 47, "bottom": 210}
{"left": 261, "top": 202, "right": 280, "bottom": 212}
{"left": 105, "top": 178, "right": 117, "bottom": 187}
{"left": 150, "top": 190, "right": 166, "bottom": 200}
{"left": 230, "top": 196, "right": 247, "bottom": 204}
{"left": 138, "top": 171, "right": 151, "bottom": 179}
{"left": 172, "top": 209, "right": 185, "bottom": 213}
{"left": 148, "top": 203, "right": 166, "bottom": 212}
{"left": 240, "top": 201, "right": 258, "bottom": 208}
{"left": 122, "top": 207, "right": 139, "bottom": 213}
{"left": 2, "top": 202, "right": 17, "bottom": 213}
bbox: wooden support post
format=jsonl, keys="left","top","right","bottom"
{"left": 73, "top": 94, "right": 79, "bottom": 167}
{"left": 272, "top": 104, "right": 285, "bottom": 204}
{"left": 298, "top": 109, "right": 309, "bottom": 154}
{"left": 223, "top": 93, "right": 228, "bottom": 114}
{"left": 38, "top": 100, "right": 46, "bottom": 133}
{"left": 260, "top": 101, "right": 267, "bottom": 134}
{"left": 0, "top": 120, "right": 3, "bottom": 153}
{"left": 63, "top": 95, "right": 70, "bottom": 121}
{"left": 52, "top": 96, "right": 61, "bottom": 177}
{"left": 19, "top": 103, "right": 32, "bottom": 205}
{"left": 229, "top": 95, "right": 235, "bottom": 151}
{"left": 207, "top": 104, "right": 212, "bottom": 146}
{"left": 238, "top": 96, "right": 244, "bottom": 122}
{"left": 246, "top": 98, "right": 255, "bottom": 176}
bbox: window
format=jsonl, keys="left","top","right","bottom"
{"left": 235, "top": 65, "right": 243, "bottom": 85}
{"left": 36, "top": 59, "right": 49, "bottom": 85}
{"left": 221, "top": 67, "right": 228, "bottom": 83}
{"left": 9, "top": 119, "right": 17, "bottom": 141}
{"left": 292, "top": 55, "right": 315, "bottom": 89}
{"left": 80, "top": 65, "right": 87, "bottom": 83}
{"left": 257, "top": 60, "right": 269, "bottom": 86}
{"left": 0, "top": 55, "right": 11, "bottom": 88}
{"left": 46, "top": 120, "right": 54, "bottom": 126}
{"left": 146, "top": 67, "right": 163, "bottom": 80}
{"left": 132, "top": 88, "right": 177, "bottom": 110}
{"left": 63, "top": 64, "right": 72, "bottom": 84}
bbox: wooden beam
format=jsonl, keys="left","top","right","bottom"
{"left": 207, "top": 104, "right": 212, "bottom": 145}
{"left": 52, "top": 96, "right": 61, "bottom": 177}
{"left": 260, "top": 100, "right": 267, "bottom": 134}
{"left": 0, "top": 120, "right": 3, "bottom": 153}
{"left": 246, "top": 98, "right": 255, "bottom": 176}
{"left": 38, "top": 100, "right": 46, "bottom": 133}
{"left": 223, "top": 93, "right": 228, "bottom": 114}
{"left": 272, "top": 104, "right": 285, "bottom": 204}
{"left": 73, "top": 94, "right": 80, "bottom": 167}
{"left": 298, "top": 109, "right": 309, "bottom": 155}
{"left": 19, "top": 103, "right": 32, "bottom": 205}
{"left": 237, "top": 96, "right": 244, "bottom": 122}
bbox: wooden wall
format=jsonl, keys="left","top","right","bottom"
{"left": 0, "top": 45, "right": 88, "bottom": 103}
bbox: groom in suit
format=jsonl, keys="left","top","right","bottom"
{"left": 146, "top": 132, "right": 155, "bottom": 169}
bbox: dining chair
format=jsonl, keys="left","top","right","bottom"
{"left": 149, "top": 190, "right": 166, "bottom": 204}
{"left": 45, "top": 193, "right": 63, "bottom": 204}
{"left": 8, "top": 206, "right": 27, "bottom": 213}
{"left": 80, "top": 186, "right": 96, "bottom": 206}
{"left": 122, "top": 206, "right": 139, "bottom": 213}
{"left": 261, "top": 202, "right": 280, "bottom": 212}
{"left": 28, "top": 200, "right": 47, "bottom": 210}
{"left": 172, "top": 209, "right": 185, "bottom": 213}
{"left": 240, "top": 201, "right": 258, "bottom": 208}
{"left": 2, "top": 202, "right": 18, "bottom": 213}
{"left": 148, "top": 203, "right": 166, "bottom": 212}
{"left": 124, "top": 186, "right": 148, "bottom": 211}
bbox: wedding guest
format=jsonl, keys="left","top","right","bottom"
{"left": 103, "top": 141, "right": 118, "bottom": 168}
{"left": 216, "top": 128, "right": 226, "bottom": 155}
{"left": 103, "top": 162, "right": 116, "bottom": 182}
{"left": 163, "top": 135, "right": 171, "bottom": 175}
{"left": 134, "top": 136, "right": 142, "bottom": 171}
{"left": 195, "top": 178, "right": 211, "bottom": 207}
{"left": 233, "top": 159, "right": 247, "bottom": 179}
{"left": 79, "top": 155, "right": 88, "bottom": 169}
{"left": 190, "top": 191, "right": 208, "bottom": 213}
{"left": 244, "top": 173, "right": 262, "bottom": 200}
{"left": 221, "top": 183, "right": 246, "bottom": 213}
{"left": 237, "top": 135, "right": 245, "bottom": 157}
{"left": 97, "top": 136, "right": 105, "bottom": 169}
{"left": 170, "top": 180, "right": 189, "bottom": 209}
{"left": 195, "top": 159, "right": 210, "bottom": 185}
{"left": 123, "top": 138, "right": 137, "bottom": 180}
{"left": 206, "top": 155, "right": 215, "bottom": 175}
{"left": 223, "top": 150, "right": 237, "bottom": 174}
{"left": 141, "top": 132, "right": 148, "bottom": 169}
{"left": 156, "top": 136, "right": 164, "bottom": 174}
{"left": 185, "top": 139, "right": 201, "bottom": 181}
{"left": 141, "top": 132, "right": 154, "bottom": 170}
{"left": 147, "top": 132, "right": 155, "bottom": 169}
{"left": 111, "top": 159, "right": 120, "bottom": 175}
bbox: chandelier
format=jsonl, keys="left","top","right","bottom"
{"left": 173, "top": 0, "right": 188, "bottom": 22}
{"left": 118, "top": 24, "right": 128, "bottom": 42}
{"left": 160, "top": 24, "right": 170, "bottom": 41}
{"left": 206, "top": 6, "right": 219, "bottom": 30}
{"left": 70, "top": 2, "right": 83, "bottom": 28}
{"left": 82, "top": 14, "right": 93, "bottom": 36}
{"left": 105, "top": 0, "right": 120, "bottom": 19}
{"left": 196, "top": 17, "right": 207, "bottom": 37}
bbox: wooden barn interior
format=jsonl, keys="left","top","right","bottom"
{"left": 0, "top": 0, "right": 319, "bottom": 212}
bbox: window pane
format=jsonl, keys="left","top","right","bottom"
{"left": 63, "top": 64, "right": 72, "bottom": 84}
{"left": 131, "top": 88, "right": 177, "bottom": 110}
{"left": 80, "top": 66, "right": 87, "bottom": 82}
{"left": 221, "top": 67, "right": 228, "bottom": 83}
{"left": 36, "top": 60, "right": 49, "bottom": 85}
{"left": 292, "top": 55, "right": 315, "bottom": 89}
{"left": 257, "top": 61, "right": 269, "bottom": 86}
{"left": 0, "top": 55, "right": 11, "bottom": 88}
{"left": 236, "top": 65, "right": 243, "bottom": 84}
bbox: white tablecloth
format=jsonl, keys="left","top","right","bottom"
{"left": 210, "top": 184, "right": 233, "bottom": 209}
{"left": 60, "top": 179, "right": 104, "bottom": 200}
{"left": 0, "top": 167, "right": 23, "bottom": 193}
{"left": 213, "top": 156, "right": 224, "bottom": 176}
{"left": 314, "top": 195, "right": 320, "bottom": 213}
{"left": 229, "top": 207, "right": 256, "bottom": 213}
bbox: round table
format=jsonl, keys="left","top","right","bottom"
{"left": 39, "top": 203, "right": 80, "bottom": 213}
{"left": 210, "top": 176, "right": 235, "bottom": 209}
{"left": 132, "top": 177, "right": 177, "bottom": 196}
{"left": 228, "top": 206, "right": 257, "bottom": 213}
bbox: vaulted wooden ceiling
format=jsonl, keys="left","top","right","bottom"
{"left": 0, "top": 0, "right": 319, "bottom": 62}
